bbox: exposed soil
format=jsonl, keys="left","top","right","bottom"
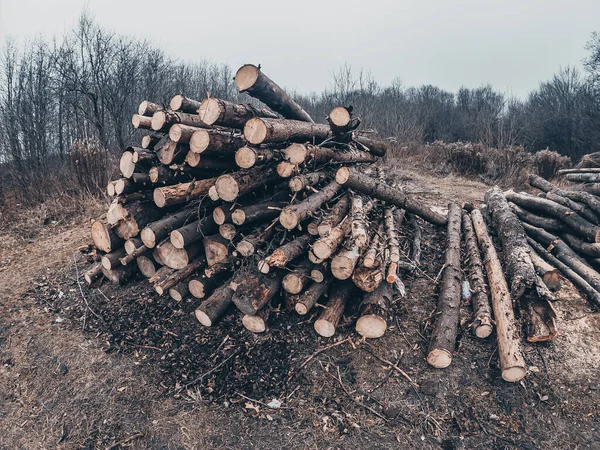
{"left": 1, "top": 170, "right": 600, "bottom": 449}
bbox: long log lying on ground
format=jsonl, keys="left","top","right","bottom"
{"left": 527, "top": 238, "right": 600, "bottom": 306}
{"left": 242, "top": 307, "right": 271, "bottom": 333}
{"left": 521, "top": 221, "right": 600, "bottom": 293}
{"left": 231, "top": 195, "right": 288, "bottom": 225}
{"left": 295, "top": 277, "right": 334, "bottom": 315}
{"left": 561, "top": 232, "right": 600, "bottom": 257}
{"left": 383, "top": 207, "right": 403, "bottom": 283}
{"left": 101, "top": 264, "right": 137, "bottom": 285}
{"left": 280, "top": 181, "right": 341, "bottom": 230}
{"left": 471, "top": 209, "right": 526, "bottom": 382}
{"left": 529, "top": 174, "right": 600, "bottom": 214}
{"left": 335, "top": 167, "right": 447, "bottom": 226}
{"left": 232, "top": 271, "right": 285, "bottom": 315}
{"left": 486, "top": 188, "right": 537, "bottom": 300}
{"left": 153, "top": 177, "right": 218, "bottom": 208}
{"left": 544, "top": 191, "right": 599, "bottom": 224}
{"left": 565, "top": 173, "right": 600, "bottom": 183}
{"left": 214, "top": 166, "right": 278, "bottom": 202}
{"left": 462, "top": 211, "right": 493, "bottom": 338}
{"left": 505, "top": 191, "right": 600, "bottom": 242}
{"left": 84, "top": 263, "right": 103, "bottom": 285}
{"left": 314, "top": 280, "right": 353, "bottom": 337}
{"left": 355, "top": 281, "right": 394, "bottom": 338}
{"left": 283, "top": 143, "right": 377, "bottom": 165}
{"left": 198, "top": 97, "right": 279, "bottom": 128}
{"left": 244, "top": 118, "right": 330, "bottom": 145}
{"left": 558, "top": 168, "right": 600, "bottom": 175}
{"left": 289, "top": 171, "right": 327, "bottom": 192}
{"left": 195, "top": 277, "right": 235, "bottom": 326}
{"left": 235, "top": 64, "right": 314, "bottom": 123}
{"left": 508, "top": 202, "right": 564, "bottom": 232}
{"left": 427, "top": 203, "right": 462, "bottom": 368}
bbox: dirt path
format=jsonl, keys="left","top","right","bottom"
{"left": 1, "top": 173, "right": 600, "bottom": 449}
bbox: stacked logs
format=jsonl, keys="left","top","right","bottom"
{"left": 86, "top": 63, "right": 447, "bottom": 344}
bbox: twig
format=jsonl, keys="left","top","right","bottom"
{"left": 234, "top": 392, "right": 292, "bottom": 409}
{"left": 107, "top": 432, "right": 144, "bottom": 449}
{"left": 72, "top": 256, "right": 102, "bottom": 326}
{"left": 181, "top": 349, "right": 240, "bottom": 389}
{"left": 287, "top": 337, "right": 351, "bottom": 382}
{"left": 362, "top": 348, "right": 419, "bottom": 388}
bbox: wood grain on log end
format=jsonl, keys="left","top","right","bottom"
{"left": 151, "top": 111, "right": 167, "bottom": 131}
{"left": 355, "top": 315, "right": 387, "bottom": 338}
{"left": 242, "top": 314, "right": 267, "bottom": 333}
{"left": 195, "top": 309, "right": 213, "bottom": 327}
{"left": 215, "top": 174, "right": 238, "bottom": 202}
{"left": 335, "top": 167, "right": 350, "bottom": 185}
{"left": 190, "top": 129, "right": 210, "bottom": 153}
{"left": 235, "top": 146, "right": 257, "bottom": 169}
{"left": 314, "top": 319, "right": 336, "bottom": 338}
{"left": 426, "top": 349, "right": 453, "bottom": 369}
{"left": 244, "top": 118, "right": 268, "bottom": 145}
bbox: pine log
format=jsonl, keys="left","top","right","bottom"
{"left": 84, "top": 263, "right": 103, "bottom": 285}
{"left": 310, "top": 263, "right": 327, "bottom": 282}
{"left": 528, "top": 247, "right": 561, "bottom": 291}
{"left": 141, "top": 133, "right": 163, "bottom": 149}
{"left": 107, "top": 181, "right": 116, "bottom": 196}
{"left": 154, "top": 257, "right": 205, "bottom": 295}
{"left": 130, "top": 147, "right": 156, "bottom": 166}
{"left": 317, "top": 193, "right": 351, "bottom": 236}
{"left": 140, "top": 208, "right": 196, "bottom": 248}
{"left": 167, "top": 282, "right": 189, "bottom": 301}
{"left": 314, "top": 280, "right": 353, "bottom": 337}
{"left": 169, "top": 124, "right": 202, "bottom": 143}
{"left": 244, "top": 117, "right": 330, "bottom": 145}
{"left": 151, "top": 110, "right": 209, "bottom": 131}
{"left": 188, "top": 273, "right": 224, "bottom": 299}
{"left": 282, "top": 258, "right": 314, "bottom": 294}
{"left": 565, "top": 173, "right": 600, "bottom": 183}
{"left": 508, "top": 202, "right": 564, "bottom": 232}
{"left": 198, "top": 97, "right": 278, "bottom": 128}
{"left": 486, "top": 188, "right": 537, "bottom": 300}
{"left": 112, "top": 202, "right": 163, "bottom": 240}
{"left": 505, "top": 191, "right": 600, "bottom": 242}
{"left": 310, "top": 216, "right": 351, "bottom": 263}
{"left": 101, "top": 265, "right": 137, "bottom": 285}
{"left": 208, "top": 186, "right": 220, "bottom": 201}
{"left": 264, "top": 234, "right": 311, "bottom": 269}
{"left": 522, "top": 290, "right": 558, "bottom": 343}
{"left": 189, "top": 129, "right": 245, "bottom": 154}
{"left": 236, "top": 225, "right": 276, "bottom": 257}
{"left": 155, "top": 139, "right": 189, "bottom": 165}
{"left": 352, "top": 265, "right": 384, "bottom": 293}
{"left": 203, "top": 234, "right": 230, "bottom": 267}
{"left": 288, "top": 172, "right": 327, "bottom": 193}
{"left": 462, "top": 211, "right": 493, "bottom": 338}
{"left": 214, "top": 166, "right": 278, "bottom": 202}
{"left": 336, "top": 167, "right": 447, "bottom": 226}
{"left": 169, "top": 95, "right": 202, "bottom": 113}
{"left": 115, "top": 191, "right": 154, "bottom": 205}
{"left": 427, "top": 203, "right": 462, "bottom": 367}
{"left": 331, "top": 238, "right": 364, "bottom": 280}
{"left": 561, "top": 232, "right": 600, "bottom": 257}
{"left": 559, "top": 168, "right": 600, "bottom": 174}
{"left": 119, "top": 150, "right": 136, "bottom": 178}
{"left": 170, "top": 216, "right": 219, "bottom": 249}
{"left": 307, "top": 217, "right": 321, "bottom": 236}
{"left": 114, "top": 175, "right": 151, "bottom": 196}
{"left": 195, "top": 277, "right": 236, "bottom": 326}
{"left": 235, "top": 64, "right": 314, "bottom": 122}
{"left": 232, "top": 271, "right": 285, "bottom": 315}
{"left": 527, "top": 238, "right": 600, "bottom": 306}
{"left": 283, "top": 143, "right": 377, "bottom": 165}
{"left": 156, "top": 240, "right": 203, "bottom": 270}
{"left": 183, "top": 153, "right": 238, "bottom": 171}
{"left": 235, "top": 146, "right": 276, "bottom": 169}
{"left": 295, "top": 277, "right": 334, "bottom": 315}
{"left": 231, "top": 197, "right": 288, "bottom": 226}
{"left": 213, "top": 205, "right": 235, "bottom": 225}
{"left": 521, "top": 221, "right": 600, "bottom": 293}
{"left": 132, "top": 114, "right": 153, "bottom": 130}
{"left": 218, "top": 223, "right": 236, "bottom": 240}
{"left": 138, "top": 100, "right": 162, "bottom": 117}
{"left": 362, "top": 223, "right": 384, "bottom": 268}
{"left": 352, "top": 135, "right": 390, "bottom": 157}
{"left": 327, "top": 106, "right": 361, "bottom": 134}
{"left": 545, "top": 191, "right": 600, "bottom": 224}
{"left": 470, "top": 209, "right": 526, "bottom": 382}
{"left": 137, "top": 255, "right": 158, "bottom": 278}
{"left": 242, "top": 307, "right": 271, "bottom": 333}
{"left": 276, "top": 161, "right": 295, "bottom": 178}
{"left": 148, "top": 265, "right": 175, "bottom": 284}
{"left": 280, "top": 181, "right": 341, "bottom": 230}
{"left": 153, "top": 177, "right": 218, "bottom": 208}
{"left": 124, "top": 237, "right": 144, "bottom": 255}
{"left": 91, "top": 220, "right": 124, "bottom": 253}
{"left": 355, "top": 282, "right": 393, "bottom": 338}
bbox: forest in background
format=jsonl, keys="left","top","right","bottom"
{"left": 0, "top": 14, "right": 599, "bottom": 207}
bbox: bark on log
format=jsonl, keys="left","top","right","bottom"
{"left": 527, "top": 238, "right": 600, "bottom": 306}
{"left": 214, "top": 166, "right": 278, "bottom": 202}
{"left": 331, "top": 238, "right": 364, "bottom": 280}
{"left": 528, "top": 247, "right": 561, "bottom": 291}
{"left": 113, "top": 202, "right": 163, "bottom": 240}
{"left": 295, "top": 277, "right": 334, "bottom": 315}
{"left": 355, "top": 282, "right": 393, "bottom": 338}
{"left": 310, "top": 263, "right": 327, "bottom": 283}
{"left": 203, "top": 234, "right": 230, "bottom": 267}
{"left": 264, "top": 234, "right": 311, "bottom": 269}
{"left": 508, "top": 202, "right": 564, "bottom": 232}
{"left": 314, "top": 280, "right": 353, "bottom": 337}
{"left": 154, "top": 257, "right": 205, "bottom": 295}
{"left": 280, "top": 181, "right": 341, "bottom": 230}
{"left": 544, "top": 191, "right": 599, "bottom": 224}
{"left": 232, "top": 271, "right": 285, "bottom": 315}
{"left": 188, "top": 274, "right": 223, "bottom": 299}
{"left": 288, "top": 171, "right": 327, "bottom": 192}
{"left": 198, "top": 97, "right": 279, "bottom": 128}
{"left": 353, "top": 135, "right": 390, "bottom": 157}
{"left": 317, "top": 193, "right": 351, "bottom": 237}
{"left": 522, "top": 291, "right": 558, "bottom": 343}
{"left": 137, "top": 255, "right": 158, "bottom": 278}
{"left": 244, "top": 118, "right": 330, "bottom": 145}
{"left": 148, "top": 265, "right": 175, "bottom": 285}
{"left": 138, "top": 100, "right": 162, "bottom": 117}
{"left": 462, "top": 211, "right": 493, "bottom": 338}
{"left": 336, "top": 167, "right": 447, "bottom": 226}
{"left": 565, "top": 173, "right": 600, "bottom": 183}
{"left": 362, "top": 223, "right": 384, "bottom": 268}
{"left": 151, "top": 110, "right": 209, "bottom": 131}
{"left": 195, "top": 277, "right": 236, "bottom": 326}
{"left": 352, "top": 265, "right": 384, "bottom": 293}
{"left": 101, "top": 264, "right": 137, "bottom": 285}
{"left": 141, "top": 133, "right": 163, "bottom": 149}
{"left": 156, "top": 240, "right": 203, "bottom": 270}
{"left": 91, "top": 220, "right": 124, "bottom": 253}
{"left": 153, "top": 177, "right": 218, "bottom": 208}
{"left": 310, "top": 216, "right": 351, "bottom": 263}
{"left": 84, "top": 263, "right": 103, "bottom": 285}
{"left": 132, "top": 114, "right": 153, "bottom": 130}
{"left": 242, "top": 307, "right": 271, "bottom": 333}
{"left": 235, "top": 146, "right": 276, "bottom": 169}
{"left": 114, "top": 175, "right": 152, "bottom": 196}
{"left": 235, "top": 64, "right": 314, "bottom": 122}
{"left": 486, "top": 188, "right": 537, "bottom": 300}
{"left": 427, "top": 203, "right": 462, "bottom": 368}
{"left": 170, "top": 216, "right": 219, "bottom": 249}
{"left": 236, "top": 225, "right": 276, "bottom": 257}
{"left": 505, "top": 191, "right": 600, "bottom": 242}
{"left": 169, "top": 124, "right": 202, "bottom": 143}
{"left": 119, "top": 151, "right": 136, "bottom": 178}
{"left": 219, "top": 224, "right": 237, "bottom": 240}
{"left": 283, "top": 143, "right": 377, "bottom": 165}
{"left": 124, "top": 237, "right": 144, "bottom": 255}
{"left": 189, "top": 129, "right": 245, "bottom": 154}
{"left": 558, "top": 168, "right": 600, "bottom": 175}
{"left": 561, "top": 232, "right": 600, "bottom": 257}
{"left": 231, "top": 197, "right": 288, "bottom": 226}
{"left": 470, "top": 209, "right": 527, "bottom": 382}
{"left": 140, "top": 208, "right": 196, "bottom": 248}
{"left": 327, "top": 106, "right": 361, "bottom": 134}
{"left": 169, "top": 95, "right": 202, "bottom": 113}
{"left": 168, "top": 282, "right": 189, "bottom": 301}
{"left": 155, "top": 139, "right": 189, "bottom": 165}
{"left": 282, "top": 258, "right": 314, "bottom": 294}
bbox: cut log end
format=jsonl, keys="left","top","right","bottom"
{"left": 195, "top": 309, "right": 213, "bottom": 327}
{"left": 329, "top": 106, "right": 352, "bottom": 127}
{"left": 168, "top": 287, "right": 185, "bottom": 301}
{"left": 237, "top": 241, "right": 255, "bottom": 257}
{"left": 215, "top": 175, "right": 239, "bottom": 202}
{"left": 197, "top": 97, "right": 221, "bottom": 126}
{"left": 244, "top": 118, "right": 268, "bottom": 145}
{"left": 355, "top": 315, "right": 387, "bottom": 338}
{"left": 475, "top": 324, "right": 493, "bottom": 339}
{"left": 208, "top": 186, "right": 220, "bottom": 201}
{"left": 335, "top": 167, "right": 350, "bottom": 185}
{"left": 502, "top": 366, "right": 527, "bottom": 383}
{"left": 235, "top": 64, "right": 260, "bottom": 91}
{"left": 169, "top": 95, "right": 185, "bottom": 111}
{"left": 285, "top": 143, "right": 308, "bottom": 165}
{"left": 277, "top": 161, "right": 295, "bottom": 178}
{"left": 169, "top": 124, "right": 183, "bottom": 142}
{"left": 235, "top": 146, "right": 257, "bottom": 169}
{"left": 170, "top": 230, "right": 185, "bottom": 249}
{"left": 140, "top": 228, "right": 156, "bottom": 249}
{"left": 231, "top": 210, "right": 245, "bottom": 225}
{"left": 279, "top": 208, "right": 300, "bottom": 230}
{"left": 295, "top": 302, "right": 309, "bottom": 315}
{"left": 189, "top": 129, "right": 210, "bottom": 153}
{"left": 242, "top": 314, "right": 267, "bottom": 333}
{"left": 119, "top": 151, "right": 135, "bottom": 178}
{"left": 314, "top": 319, "right": 336, "bottom": 338}
{"left": 426, "top": 349, "right": 453, "bottom": 369}
{"left": 213, "top": 208, "right": 227, "bottom": 225}
{"left": 258, "top": 260, "right": 270, "bottom": 274}
{"left": 151, "top": 111, "right": 167, "bottom": 131}
{"left": 153, "top": 189, "right": 167, "bottom": 208}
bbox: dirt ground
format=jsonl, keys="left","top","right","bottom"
{"left": 1, "top": 169, "right": 600, "bottom": 449}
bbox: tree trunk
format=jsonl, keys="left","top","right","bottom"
{"left": 151, "top": 110, "right": 209, "bottom": 131}
{"left": 295, "top": 277, "right": 334, "bottom": 315}
{"left": 544, "top": 191, "right": 599, "bottom": 224}
{"left": 189, "top": 273, "right": 226, "bottom": 299}
{"left": 462, "top": 211, "right": 493, "bottom": 338}
{"left": 565, "top": 173, "right": 600, "bottom": 183}
{"left": 485, "top": 188, "right": 537, "bottom": 300}
{"left": 170, "top": 216, "right": 219, "bottom": 249}
{"left": 528, "top": 238, "right": 600, "bottom": 306}
{"left": 235, "top": 64, "right": 314, "bottom": 122}
{"left": 244, "top": 118, "right": 330, "bottom": 145}
{"left": 336, "top": 167, "right": 447, "bottom": 226}
{"left": 153, "top": 177, "right": 218, "bottom": 208}
{"left": 280, "top": 181, "right": 341, "bottom": 230}
{"left": 505, "top": 191, "right": 600, "bottom": 242}
{"left": 560, "top": 232, "right": 600, "bottom": 257}
{"left": 154, "top": 257, "right": 205, "bottom": 295}
{"left": 189, "top": 128, "right": 245, "bottom": 154}
{"left": 283, "top": 143, "right": 377, "bottom": 165}
{"left": 470, "top": 209, "right": 526, "bottom": 382}
{"left": 361, "top": 223, "right": 384, "bottom": 268}
{"left": 203, "top": 234, "right": 230, "bottom": 267}
{"left": 169, "top": 95, "right": 201, "bottom": 113}
{"left": 156, "top": 240, "right": 203, "bottom": 270}
{"left": 235, "top": 146, "right": 276, "bottom": 169}
{"left": 352, "top": 265, "right": 384, "bottom": 293}
{"left": 169, "top": 124, "right": 201, "bottom": 143}
{"left": 84, "top": 263, "right": 103, "bottom": 285}
{"left": 112, "top": 202, "right": 163, "bottom": 240}
{"left": 195, "top": 277, "right": 235, "bottom": 326}
{"left": 327, "top": 106, "right": 361, "bottom": 134}
{"left": 132, "top": 114, "right": 153, "bottom": 130}
{"left": 288, "top": 171, "right": 327, "bottom": 192}
{"left": 214, "top": 166, "right": 278, "bottom": 202}
{"left": 148, "top": 265, "right": 175, "bottom": 285}
{"left": 314, "top": 280, "right": 353, "bottom": 337}
{"left": 198, "top": 97, "right": 279, "bottom": 128}
{"left": 114, "top": 175, "right": 152, "bottom": 196}
{"left": 355, "top": 282, "right": 393, "bottom": 338}
{"left": 528, "top": 246, "right": 561, "bottom": 291}
{"left": 558, "top": 168, "right": 600, "bottom": 174}
{"left": 137, "top": 255, "right": 158, "bottom": 278}
{"left": 91, "top": 219, "right": 124, "bottom": 253}
{"left": 231, "top": 197, "right": 288, "bottom": 226}
{"left": 232, "top": 271, "right": 285, "bottom": 315}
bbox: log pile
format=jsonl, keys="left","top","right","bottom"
{"left": 82, "top": 64, "right": 599, "bottom": 385}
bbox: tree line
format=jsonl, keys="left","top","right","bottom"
{"left": 0, "top": 15, "right": 599, "bottom": 205}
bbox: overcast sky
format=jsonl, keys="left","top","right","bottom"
{"left": 1, "top": 0, "right": 598, "bottom": 98}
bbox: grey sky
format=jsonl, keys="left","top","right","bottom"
{"left": 1, "top": 0, "right": 598, "bottom": 98}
